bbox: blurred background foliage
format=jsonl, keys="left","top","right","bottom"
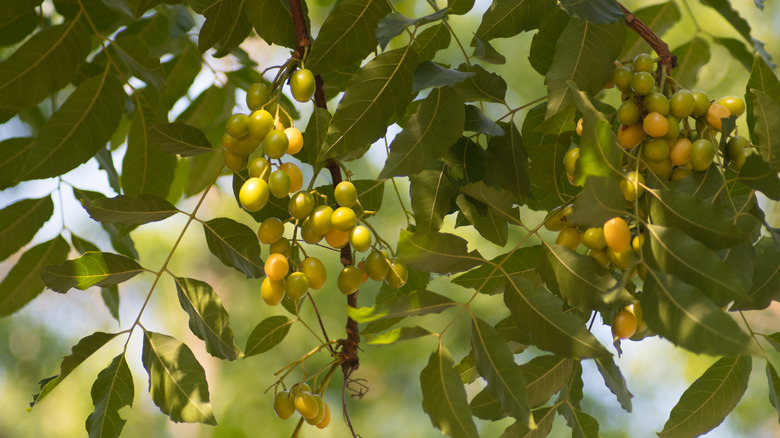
{"left": 0, "top": 0, "right": 778, "bottom": 437}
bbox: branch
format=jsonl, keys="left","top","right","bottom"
{"left": 618, "top": 2, "right": 677, "bottom": 77}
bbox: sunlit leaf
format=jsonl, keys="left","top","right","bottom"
{"left": 244, "top": 315, "right": 295, "bottom": 357}
{"left": 746, "top": 54, "right": 780, "bottom": 144}
{"left": 0, "top": 237, "right": 70, "bottom": 317}
{"left": 199, "top": 0, "right": 252, "bottom": 57}
{"left": 672, "top": 37, "right": 711, "bottom": 87}
{"left": 749, "top": 89, "right": 780, "bottom": 169}
{"left": 453, "top": 246, "right": 540, "bottom": 295}
{"left": 83, "top": 194, "right": 179, "bottom": 226}
{"left": 420, "top": 345, "right": 479, "bottom": 438}
{"left": 85, "top": 354, "right": 134, "bottom": 438}
{"left": 570, "top": 85, "right": 622, "bottom": 184}
{"left": 365, "top": 326, "right": 433, "bottom": 345}
{"left": 558, "top": 403, "right": 600, "bottom": 438}
{"left": 122, "top": 99, "right": 176, "bottom": 198}
{"left": 348, "top": 290, "right": 456, "bottom": 323}
{"left": 202, "top": 218, "right": 264, "bottom": 278}
{"left": 410, "top": 163, "right": 458, "bottom": 233}
{"left": 500, "top": 406, "right": 557, "bottom": 438}
{"left": 475, "top": 0, "right": 556, "bottom": 42}
{"left": 658, "top": 355, "right": 751, "bottom": 438}
{"left": 0, "top": 196, "right": 53, "bottom": 262}
{"left": 148, "top": 123, "right": 214, "bottom": 157}
{"left": 397, "top": 230, "right": 483, "bottom": 274}
{"left": 141, "top": 330, "right": 216, "bottom": 425}
{"left": 40, "top": 252, "right": 145, "bottom": 293}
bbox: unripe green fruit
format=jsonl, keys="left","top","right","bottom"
{"left": 632, "top": 53, "right": 654, "bottom": 72}
{"left": 385, "top": 259, "right": 408, "bottom": 288}
{"left": 308, "top": 205, "right": 333, "bottom": 235}
{"left": 365, "top": 250, "right": 390, "bottom": 281}
{"left": 620, "top": 171, "right": 645, "bottom": 202}
{"left": 306, "top": 395, "right": 327, "bottom": 425}
{"left": 727, "top": 136, "right": 749, "bottom": 161}
{"left": 223, "top": 149, "right": 247, "bottom": 172}
{"left": 247, "top": 83, "right": 271, "bottom": 111}
{"left": 612, "top": 67, "right": 633, "bottom": 92}
{"left": 226, "top": 114, "right": 250, "bottom": 138}
{"left": 248, "top": 157, "right": 271, "bottom": 179}
{"left": 670, "top": 89, "right": 695, "bottom": 119}
{"left": 644, "top": 138, "right": 670, "bottom": 162}
{"left": 735, "top": 147, "right": 758, "bottom": 171}
{"left": 349, "top": 225, "right": 371, "bottom": 252}
{"left": 581, "top": 228, "right": 607, "bottom": 250}
{"left": 690, "top": 139, "right": 716, "bottom": 171}
{"left": 289, "top": 191, "right": 315, "bottom": 219}
{"left": 301, "top": 257, "right": 327, "bottom": 290}
{"left": 691, "top": 90, "right": 710, "bottom": 116}
{"left": 234, "top": 134, "right": 261, "bottom": 155}
{"left": 290, "top": 383, "right": 311, "bottom": 397}
{"left": 273, "top": 391, "right": 296, "bottom": 419}
{"left": 300, "top": 219, "right": 323, "bottom": 245}
{"left": 563, "top": 147, "right": 580, "bottom": 176}
{"left": 285, "top": 272, "right": 309, "bottom": 301}
{"left": 331, "top": 207, "right": 357, "bottom": 231}
{"left": 269, "top": 169, "right": 292, "bottom": 198}
{"left": 643, "top": 92, "right": 669, "bottom": 115}
{"left": 258, "top": 217, "right": 285, "bottom": 244}
{"left": 338, "top": 266, "right": 363, "bottom": 295}
{"left": 290, "top": 69, "right": 316, "bottom": 102}
{"left": 264, "top": 129, "right": 289, "bottom": 159}
{"left": 630, "top": 72, "right": 654, "bottom": 96}
{"left": 249, "top": 109, "right": 274, "bottom": 141}
{"left": 617, "top": 100, "right": 641, "bottom": 126}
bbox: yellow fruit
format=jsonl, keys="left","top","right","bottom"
{"left": 604, "top": 217, "right": 631, "bottom": 253}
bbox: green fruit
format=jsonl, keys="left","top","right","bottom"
{"left": 331, "top": 207, "right": 357, "bottom": 231}
{"left": 249, "top": 109, "right": 274, "bottom": 141}
{"left": 581, "top": 228, "right": 607, "bottom": 250}
{"left": 247, "top": 83, "right": 271, "bottom": 111}
{"left": 617, "top": 100, "right": 641, "bottom": 126}
{"left": 645, "top": 157, "right": 674, "bottom": 179}
{"left": 563, "top": 147, "right": 580, "bottom": 176}
{"left": 632, "top": 53, "right": 654, "bottom": 72}
{"left": 234, "top": 134, "right": 261, "bottom": 155}
{"left": 301, "top": 257, "right": 327, "bottom": 290}
{"left": 338, "top": 266, "right": 363, "bottom": 295}
{"left": 222, "top": 149, "right": 247, "bottom": 172}
{"left": 264, "top": 129, "right": 289, "bottom": 159}
{"left": 239, "top": 177, "right": 269, "bottom": 212}
{"left": 269, "top": 237, "right": 291, "bottom": 257}
{"left": 612, "top": 67, "right": 633, "bottom": 92}
{"left": 305, "top": 395, "right": 327, "bottom": 425}
{"left": 644, "top": 138, "right": 670, "bottom": 162}
{"left": 349, "top": 225, "right": 371, "bottom": 252}
{"left": 308, "top": 205, "right": 333, "bottom": 235}
{"left": 385, "top": 259, "right": 408, "bottom": 288}
{"left": 294, "top": 391, "right": 319, "bottom": 420}
{"left": 289, "top": 191, "right": 315, "bottom": 219}
{"left": 665, "top": 115, "right": 680, "bottom": 141}
{"left": 273, "top": 391, "right": 296, "bottom": 419}
{"left": 248, "top": 157, "right": 271, "bottom": 179}
{"left": 690, "top": 139, "right": 716, "bottom": 171}
{"left": 226, "top": 114, "right": 250, "bottom": 138}
{"left": 291, "top": 383, "right": 311, "bottom": 397}
{"left": 290, "top": 69, "right": 316, "bottom": 102}
{"left": 300, "top": 219, "right": 323, "bottom": 244}
{"left": 269, "top": 169, "right": 292, "bottom": 198}
{"left": 727, "top": 135, "right": 749, "bottom": 160}
{"left": 670, "top": 89, "right": 695, "bottom": 119}
{"left": 258, "top": 217, "right": 285, "bottom": 244}
{"left": 555, "top": 227, "right": 580, "bottom": 250}
{"left": 285, "top": 272, "right": 309, "bottom": 301}
{"left": 620, "top": 171, "right": 645, "bottom": 202}
{"left": 365, "top": 250, "right": 390, "bottom": 281}
{"left": 670, "top": 167, "right": 691, "bottom": 182}
{"left": 630, "top": 72, "right": 655, "bottom": 96}
{"left": 643, "top": 92, "right": 669, "bottom": 115}
{"left": 334, "top": 181, "right": 358, "bottom": 207}
{"left": 691, "top": 90, "right": 710, "bottom": 117}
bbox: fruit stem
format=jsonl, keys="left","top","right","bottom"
{"left": 618, "top": 2, "right": 677, "bottom": 76}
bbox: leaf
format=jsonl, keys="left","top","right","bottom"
{"left": 572, "top": 89, "right": 623, "bottom": 185}
{"left": 504, "top": 276, "right": 611, "bottom": 358}
{"left": 767, "top": 362, "right": 780, "bottom": 423}
{"left": 0, "top": 196, "right": 54, "bottom": 262}
{"left": 475, "top": 0, "right": 556, "bottom": 42}
{"left": 318, "top": 46, "right": 420, "bottom": 161}
{"left": 0, "top": 0, "right": 42, "bottom": 18}
{"left": 560, "top": 0, "right": 623, "bottom": 23}
{"left": 397, "top": 230, "right": 483, "bottom": 275}
{"left": 244, "top": 315, "right": 294, "bottom": 357}
{"left": 487, "top": 121, "right": 531, "bottom": 201}
{"left": 472, "top": 35, "right": 506, "bottom": 65}
{"left": 410, "top": 164, "right": 457, "bottom": 233}
{"left": 456, "top": 193, "right": 508, "bottom": 246}
{"left": 72, "top": 188, "right": 139, "bottom": 259}
{"left": 523, "top": 355, "right": 573, "bottom": 408}
{"left": 307, "top": 0, "right": 390, "bottom": 74}
{"left": 463, "top": 104, "right": 504, "bottom": 136}
{"left": 420, "top": 345, "right": 479, "bottom": 438}
{"left": 538, "top": 243, "right": 632, "bottom": 312}
{"left": 453, "top": 246, "right": 540, "bottom": 295}
{"left": 122, "top": 99, "right": 177, "bottom": 198}
{"left": 32, "top": 331, "right": 121, "bottom": 406}
{"left": 0, "top": 11, "right": 38, "bottom": 48}
{"left": 672, "top": 37, "right": 711, "bottom": 87}
{"left": 451, "top": 63, "right": 507, "bottom": 103}
{"left": 444, "top": 137, "right": 489, "bottom": 184}
{"left": 0, "top": 18, "right": 91, "bottom": 117}
{"left": 148, "top": 123, "right": 214, "bottom": 157}
{"left": 659, "top": 355, "right": 751, "bottom": 438}
{"left": 500, "top": 407, "right": 557, "bottom": 438}
{"left": 141, "top": 331, "right": 216, "bottom": 425}
{"left": 746, "top": 54, "right": 780, "bottom": 145}
{"left": 173, "top": 277, "right": 241, "bottom": 360}
{"left": 95, "top": 147, "right": 122, "bottom": 195}
{"left": 648, "top": 189, "right": 746, "bottom": 249}
{"left": 20, "top": 70, "right": 124, "bottom": 181}
{"left": 461, "top": 181, "right": 519, "bottom": 223}
{"left": 568, "top": 176, "right": 624, "bottom": 227}
{"left": 697, "top": 0, "right": 767, "bottom": 61}
{"left": 593, "top": 357, "right": 632, "bottom": 412}
{"left": 202, "top": 217, "right": 264, "bottom": 278}
{"left": 0, "top": 137, "right": 32, "bottom": 190}
{"left": 348, "top": 290, "right": 456, "bottom": 324}
{"left": 528, "top": 9, "right": 569, "bottom": 76}
{"left": 641, "top": 270, "right": 753, "bottom": 357}
{"left": 161, "top": 43, "right": 202, "bottom": 109}
{"left": 380, "top": 87, "right": 464, "bottom": 179}
{"left": 83, "top": 194, "right": 179, "bottom": 226}
{"left": 545, "top": 18, "right": 625, "bottom": 117}
{"left": 644, "top": 224, "right": 748, "bottom": 305}
{"left": 621, "top": 2, "right": 681, "bottom": 60}
{"left": 737, "top": 153, "right": 780, "bottom": 200}
{"left": 713, "top": 37, "right": 754, "bottom": 71}
{"left": 412, "top": 22, "right": 451, "bottom": 61}
{"left": 299, "top": 107, "right": 331, "bottom": 167}
{"left": 40, "top": 252, "right": 145, "bottom": 293}
{"left": 112, "top": 36, "right": 166, "bottom": 90}
{"left": 749, "top": 89, "right": 780, "bottom": 169}
{"left": 471, "top": 318, "right": 532, "bottom": 427}
{"left": 245, "top": 0, "right": 304, "bottom": 49}
{"left": 199, "top": 0, "right": 252, "bottom": 57}
{"left": 558, "top": 404, "right": 600, "bottom": 438}
{"left": 412, "top": 61, "right": 474, "bottom": 93}
{"left": 85, "top": 354, "right": 134, "bottom": 438}
{"left": 365, "top": 326, "right": 433, "bottom": 345}
{"left": 734, "top": 237, "right": 780, "bottom": 310}
{"left": 376, "top": 9, "right": 447, "bottom": 51}
{"left": 0, "top": 237, "right": 70, "bottom": 317}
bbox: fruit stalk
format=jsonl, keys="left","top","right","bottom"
{"left": 618, "top": 2, "right": 677, "bottom": 77}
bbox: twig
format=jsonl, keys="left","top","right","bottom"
{"left": 618, "top": 2, "right": 677, "bottom": 77}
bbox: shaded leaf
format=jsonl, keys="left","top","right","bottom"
{"left": 412, "top": 22, "right": 451, "bottom": 61}
{"left": 412, "top": 61, "right": 474, "bottom": 93}
{"left": 672, "top": 37, "right": 711, "bottom": 87}
{"left": 733, "top": 237, "right": 780, "bottom": 310}
{"left": 713, "top": 37, "right": 754, "bottom": 71}
{"left": 199, "top": 0, "right": 251, "bottom": 57}
{"left": 410, "top": 164, "right": 458, "bottom": 233}
{"left": 767, "top": 362, "right": 780, "bottom": 423}
{"left": 141, "top": 331, "right": 216, "bottom": 424}
{"left": 452, "top": 63, "right": 507, "bottom": 103}
{"left": 397, "top": 230, "right": 483, "bottom": 275}
{"left": 472, "top": 35, "right": 506, "bottom": 64}
{"left": 122, "top": 99, "right": 176, "bottom": 198}
{"left": 85, "top": 354, "right": 134, "bottom": 438}
{"left": 746, "top": 54, "right": 780, "bottom": 145}
{"left": 112, "top": 36, "right": 166, "bottom": 90}
{"left": 560, "top": 0, "right": 623, "bottom": 23}
{"left": 453, "top": 246, "right": 540, "bottom": 295}
{"left": 148, "top": 123, "right": 214, "bottom": 157}
{"left": 737, "top": 153, "right": 780, "bottom": 200}
{"left": 475, "top": 0, "right": 556, "bottom": 42}
{"left": 0, "top": 11, "right": 38, "bottom": 48}
{"left": 487, "top": 121, "right": 531, "bottom": 201}
{"left": 245, "top": 0, "right": 305, "bottom": 49}
{"left": 463, "top": 104, "right": 504, "bottom": 136}
{"left": 420, "top": 345, "right": 479, "bottom": 438}
{"left": 376, "top": 9, "right": 447, "bottom": 51}
{"left": 523, "top": 355, "right": 573, "bottom": 408}
{"left": 749, "top": 89, "right": 780, "bottom": 169}
{"left": 568, "top": 176, "right": 624, "bottom": 227}
{"left": 500, "top": 406, "right": 557, "bottom": 438}
{"left": 244, "top": 316, "right": 294, "bottom": 357}
{"left": 558, "top": 404, "right": 600, "bottom": 438}
{"left": 83, "top": 194, "right": 179, "bottom": 226}
{"left": 593, "top": 357, "right": 632, "bottom": 412}
{"left": 40, "top": 252, "right": 145, "bottom": 293}
{"left": 299, "top": 107, "right": 331, "bottom": 168}
{"left": 456, "top": 193, "right": 508, "bottom": 246}
{"left": 0, "top": 196, "right": 53, "bottom": 262}
{"left": 529, "top": 8, "right": 569, "bottom": 76}
{"left": 202, "top": 218, "right": 264, "bottom": 278}
{"left": 0, "top": 237, "right": 70, "bottom": 317}
{"left": 73, "top": 188, "right": 138, "bottom": 259}
{"left": 161, "top": 43, "right": 201, "bottom": 109}
{"left": 0, "top": 137, "right": 32, "bottom": 190}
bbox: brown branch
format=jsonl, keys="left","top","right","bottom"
{"left": 618, "top": 2, "right": 677, "bottom": 78}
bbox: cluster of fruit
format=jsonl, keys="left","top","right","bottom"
{"left": 273, "top": 383, "right": 331, "bottom": 429}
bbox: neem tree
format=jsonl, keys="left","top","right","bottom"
{"left": 0, "top": 0, "right": 779, "bottom": 437}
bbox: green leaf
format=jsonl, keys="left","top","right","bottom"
{"left": 733, "top": 237, "right": 780, "bottom": 310}
{"left": 472, "top": 35, "right": 506, "bottom": 65}
{"left": 453, "top": 246, "right": 540, "bottom": 295}
{"left": 199, "top": 0, "right": 252, "bottom": 57}
{"left": 0, "top": 137, "right": 32, "bottom": 190}
{"left": 40, "top": 252, "right": 145, "bottom": 293}
{"left": 471, "top": 318, "right": 532, "bottom": 427}
{"left": 100, "top": 286, "right": 121, "bottom": 323}
{"left": 173, "top": 277, "right": 241, "bottom": 360}
{"left": 244, "top": 315, "right": 294, "bottom": 357}
{"left": 672, "top": 37, "right": 711, "bottom": 87}
{"left": 538, "top": 243, "right": 632, "bottom": 311}
{"left": 307, "top": 0, "right": 389, "bottom": 74}
{"left": 245, "top": 0, "right": 305, "bottom": 50}
{"left": 621, "top": 2, "right": 681, "bottom": 60}
{"left": 697, "top": 0, "right": 766, "bottom": 59}
{"left": 593, "top": 357, "right": 632, "bottom": 412}
{"left": 96, "top": 147, "right": 122, "bottom": 195}
{"left": 560, "top": 0, "right": 623, "bottom": 23}
{"left": 504, "top": 276, "right": 611, "bottom": 358}
{"left": 475, "top": 0, "right": 556, "bottom": 42}
{"left": 72, "top": 188, "right": 139, "bottom": 259}
{"left": 523, "top": 355, "right": 573, "bottom": 408}
{"left": 463, "top": 104, "right": 504, "bottom": 136}
{"left": 0, "top": 0, "right": 42, "bottom": 17}
{"left": 448, "top": 0, "right": 474, "bottom": 15}
{"left": 558, "top": 404, "right": 600, "bottom": 438}
{"left": 376, "top": 9, "right": 447, "bottom": 51}
{"left": 112, "top": 36, "right": 166, "bottom": 91}
{"left": 746, "top": 54, "right": 780, "bottom": 145}
{"left": 0, "top": 196, "right": 54, "bottom": 262}
{"left": 161, "top": 43, "right": 201, "bottom": 109}
{"left": 659, "top": 355, "right": 751, "bottom": 438}
{"left": 348, "top": 290, "right": 456, "bottom": 324}
{"left": 500, "top": 407, "right": 557, "bottom": 438}
{"left": 32, "top": 331, "right": 121, "bottom": 407}
{"left": 410, "top": 163, "right": 458, "bottom": 233}
{"left": 299, "top": 107, "right": 331, "bottom": 167}
{"left": 141, "top": 330, "right": 216, "bottom": 425}
{"left": 202, "top": 217, "right": 264, "bottom": 278}
{"left": 0, "top": 11, "right": 38, "bottom": 48}
{"left": 83, "top": 194, "right": 179, "bottom": 226}
{"left": 420, "top": 345, "right": 479, "bottom": 438}
{"left": 21, "top": 70, "right": 124, "bottom": 181}
{"left": 412, "top": 22, "right": 451, "bottom": 61}
{"left": 737, "top": 153, "right": 780, "bottom": 200}
{"left": 318, "top": 46, "right": 420, "bottom": 161}
{"left": 85, "top": 354, "right": 134, "bottom": 438}
{"left": 568, "top": 176, "right": 624, "bottom": 227}
{"left": 529, "top": 9, "right": 569, "bottom": 76}
{"left": 644, "top": 224, "right": 748, "bottom": 304}
{"left": 487, "top": 121, "right": 531, "bottom": 201}
{"left": 451, "top": 63, "right": 507, "bottom": 103}
{"left": 648, "top": 189, "right": 746, "bottom": 249}
{"left": 443, "top": 137, "right": 489, "bottom": 184}
{"left": 749, "top": 89, "right": 780, "bottom": 169}
{"left": 397, "top": 230, "right": 483, "bottom": 275}
{"left": 148, "top": 123, "right": 214, "bottom": 157}
{"left": 0, "top": 18, "right": 91, "bottom": 117}
{"left": 767, "top": 362, "right": 780, "bottom": 423}
{"left": 380, "top": 87, "right": 464, "bottom": 179}
{"left": 545, "top": 18, "right": 625, "bottom": 117}
{"left": 641, "top": 270, "right": 753, "bottom": 356}
{"left": 460, "top": 181, "right": 519, "bottom": 223}
{"left": 412, "top": 61, "right": 474, "bottom": 93}
{"left": 0, "top": 237, "right": 70, "bottom": 317}
{"left": 365, "top": 326, "right": 433, "bottom": 345}
{"left": 123, "top": 98, "right": 177, "bottom": 198}
{"left": 456, "top": 192, "right": 508, "bottom": 246}
{"left": 713, "top": 37, "right": 754, "bottom": 71}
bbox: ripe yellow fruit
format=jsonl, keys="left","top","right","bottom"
{"left": 555, "top": 227, "right": 581, "bottom": 250}
{"left": 643, "top": 112, "right": 669, "bottom": 138}
{"left": 294, "top": 391, "right": 319, "bottom": 420}
{"left": 261, "top": 278, "right": 285, "bottom": 306}
{"left": 612, "top": 308, "right": 638, "bottom": 339}
{"left": 705, "top": 103, "right": 730, "bottom": 131}
{"left": 617, "top": 123, "right": 645, "bottom": 149}
{"left": 603, "top": 217, "right": 631, "bottom": 253}
{"left": 284, "top": 127, "right": 304, "bottom": 155}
